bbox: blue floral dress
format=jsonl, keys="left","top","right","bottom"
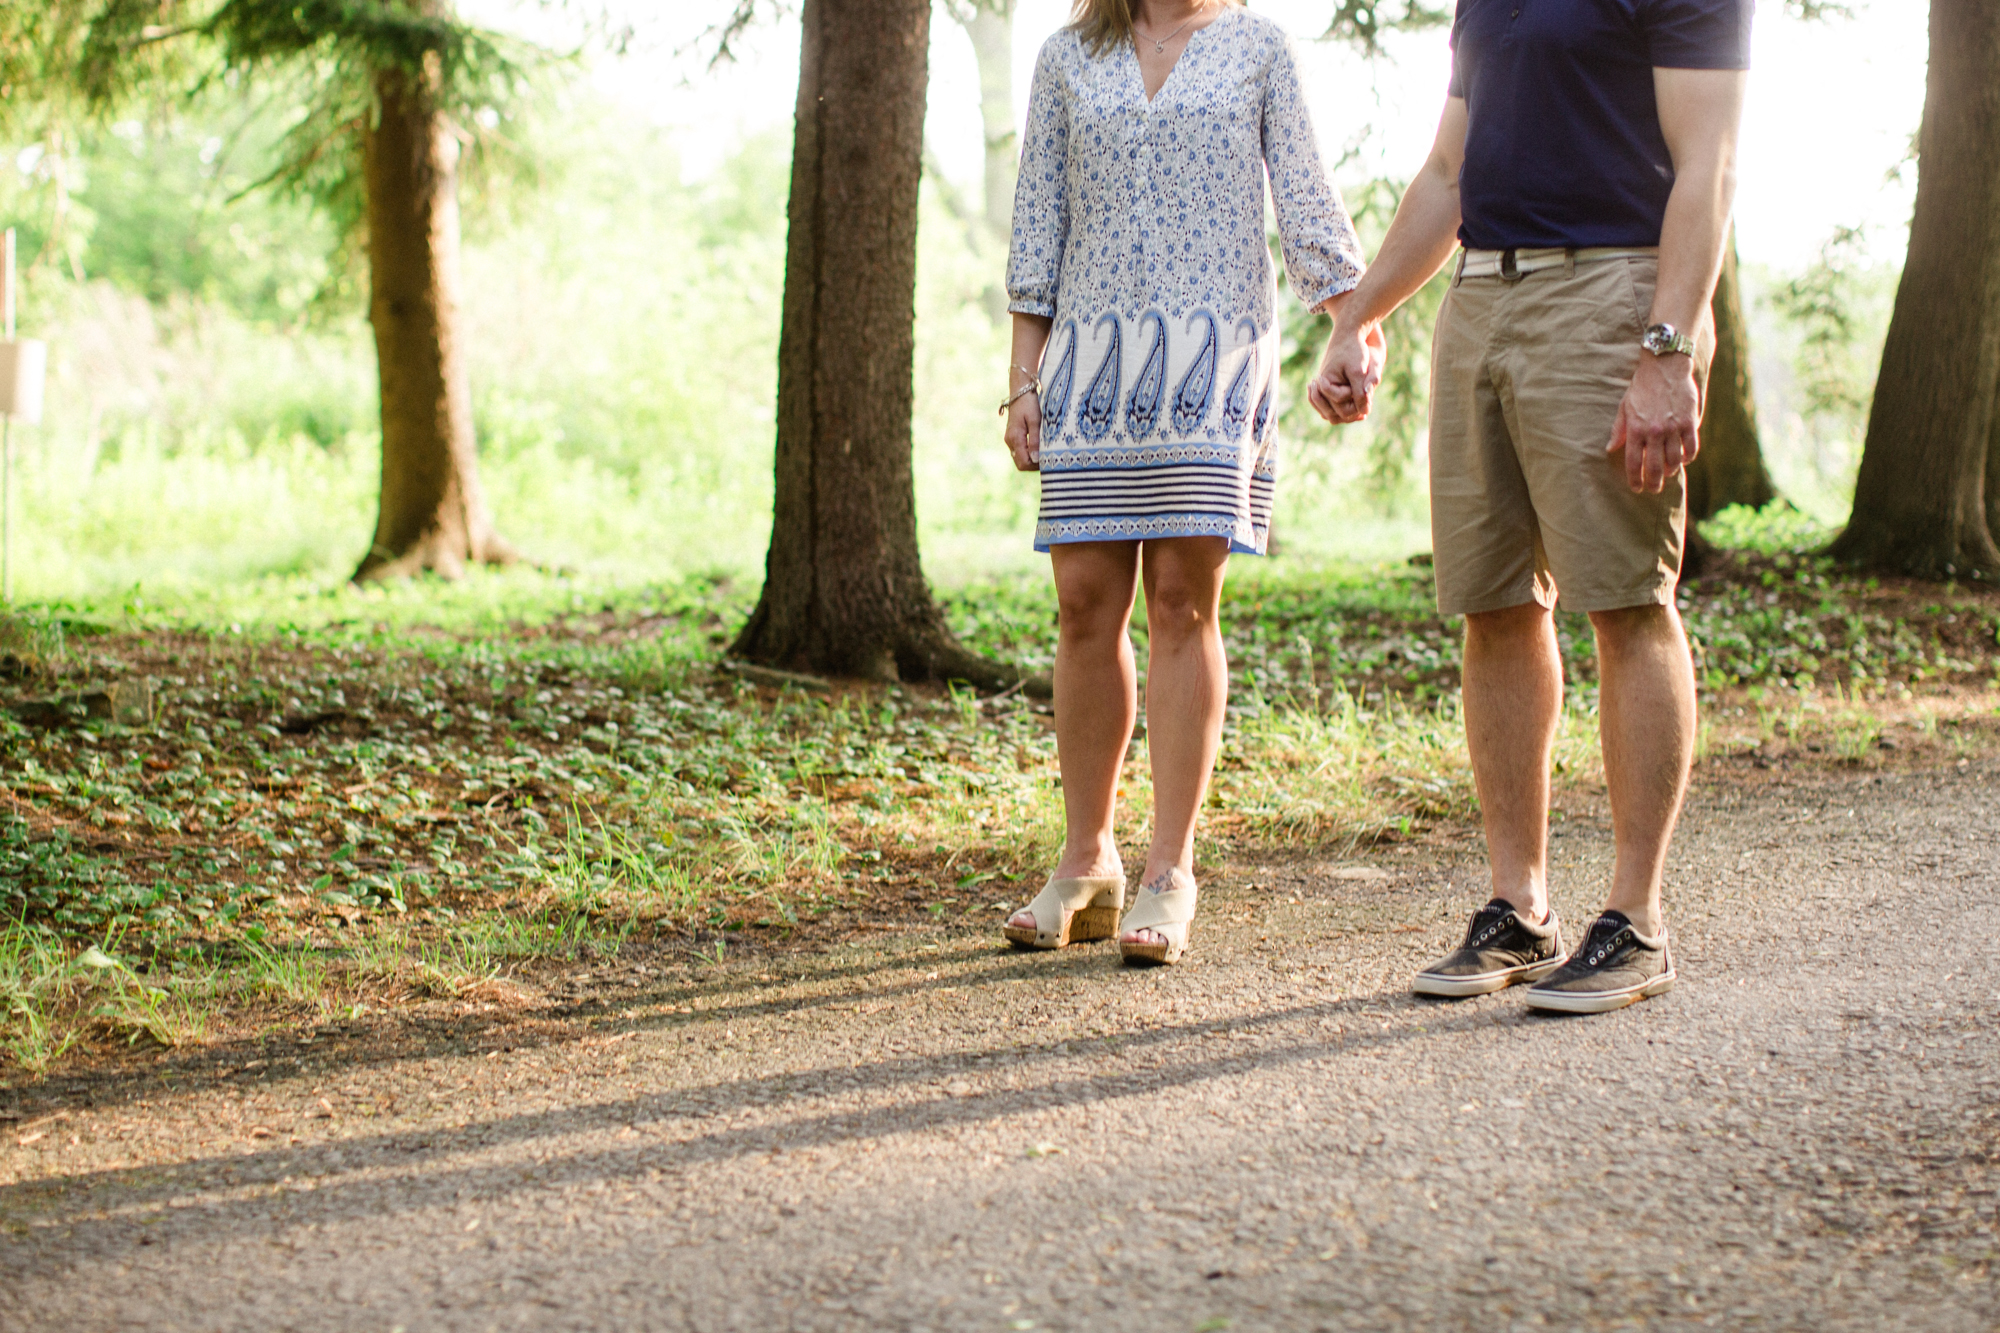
{"left": 1007, "top": 7, "right": 1364, "bottom": 555}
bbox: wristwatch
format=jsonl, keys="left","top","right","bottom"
{"left": 1641, "top": 322, "right": 1696, "bottom": 358}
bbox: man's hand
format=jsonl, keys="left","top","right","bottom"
{"left": 1609, "top": 351, "right": 1701, "bottom": 493}
{"left": 1004, "top": 393, "right": 1042, "bottom": 471}
{"left": 1308, "top": 320, "right": 1388, "bottom": 424}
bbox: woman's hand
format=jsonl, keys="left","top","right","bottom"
{"left": 1004, "top": 312, "right": 1054, "bottom": 471}
{"left": 1004, "top": 392, "right": 1043, "bottom": 471}
{"left": 1308, "top": 319, "right": 1388, "bottom": 425}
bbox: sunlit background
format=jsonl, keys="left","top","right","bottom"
{"left": 0, "top": 0, "right": 1923, "bottom": 600}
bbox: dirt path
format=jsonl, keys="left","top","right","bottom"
{"left": 2, "top": 762, "right": 1996, "bottom": 1332}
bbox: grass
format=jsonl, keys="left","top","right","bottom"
{"left": 0, "top": 923, "right": 83, "bottom": 1072}
{"left": 0, "top": 925, "right": 221, "bottom": 1069}
{"left": 3, "top": 508, "right": 2000, "bottom": 1075}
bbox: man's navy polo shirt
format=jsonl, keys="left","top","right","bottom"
{"left": 1449, "top": 0, "right": 1752, "bottom": 250}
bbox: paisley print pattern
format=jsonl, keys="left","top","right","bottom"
{"left": 1125, "top": 312, "right": 1169, "bottom": 440}
{"left": 1252, "top": 377, "right": 1275, "bottom": 445}
{"left": 1171, "top": 312, "right": 1219, "bottom": 436}
{"left": 1039, "top": 320, "right": 1078, "bottom": 435}
{"left": 1008, "top": 6, "right": 1364, "bottom": 554}
{"left": 1219, "top": 320, "right": 1260, "bottom": 440}
{"left": 1074, "top": 312, "right": 1122, "bottom": 443}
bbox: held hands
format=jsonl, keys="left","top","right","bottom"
{"left": 1307, "top": 320, "right": 1388, "bottom": 425}
{"left": 1003, "top": 391, "right": 1042, "bottom": 472}
{"left": 1609, "top": 351, "right": 1701, "bottom": 493}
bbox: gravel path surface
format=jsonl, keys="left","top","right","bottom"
{"left": 3, "top": 762, "right": 1996, "bottom": 1332}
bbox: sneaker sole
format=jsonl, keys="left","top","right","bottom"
{"left": 1524, "top": 969, "right": 1677, "bottom": 1015}
{"left": 1412, "top": 954, "right": 1567, "bottom": 998}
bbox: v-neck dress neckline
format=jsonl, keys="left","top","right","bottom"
{"left": 1132, "top": 6, "right": 1231, "bottom": 105}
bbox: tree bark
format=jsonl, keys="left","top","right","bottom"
{"left": 1828, "top": 0, "right": 2000, "bottom": 580}
{"left": 1986, "top": 360, "right": 2000, "bottom": 546}
{"left": 354, "top": 45, "right": 514, "bottom": 582}
{"left": 1686, "top": 231, "right": 1775, "bottom": 522}
{"left": 731, "top": 0, "right": 1013, "bottom": 688}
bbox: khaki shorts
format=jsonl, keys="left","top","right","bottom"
{"left": 1427, "top": 251, "right": 1711, "bottom": 616}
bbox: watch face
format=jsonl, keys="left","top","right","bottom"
{"left": 1642, "top": 324, "right": 1684, "bottom": 355}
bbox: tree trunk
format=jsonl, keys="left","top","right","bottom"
{"left": 966, "top": 1, "right": 1017, "bottom": 245}
{"left": 1686, "top": 230, "right": 1775, "bottom": 522}
{"left": 354, "top": 49, "right": 514, "bottom": 582}
{"left": 1828, "top": 0, "right": 2000, "bottom": 580}
{"left": 731, "top": 0, "right": 1013, "bottom": 688}
{"left": 1986, "top": 360, "right": 2000, "bottom": 545}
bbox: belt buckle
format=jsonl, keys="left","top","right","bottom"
{"left": 1499, "top": 248, "right": 1522, "bottom": 282}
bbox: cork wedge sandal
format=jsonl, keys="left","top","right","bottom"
{"left": 1117, "top": 884, "right": 1197, "bottom": 966}
{"left": 1003, "top": 876, "right": 1126, "bottom": 950}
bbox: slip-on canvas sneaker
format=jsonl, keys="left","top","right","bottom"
{"left": 1524, "top": 910, "right": 1675, "bottom": 1014}
{"left": 1412, "top": 898, "right": 1566, "bottom": 998}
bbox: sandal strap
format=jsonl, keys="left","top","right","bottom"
{"left": 1119, "top": 885, "right": 1197, "bottom": 935}
{"left": 1024, "top": 876, "right": 1124, "bottom": 947}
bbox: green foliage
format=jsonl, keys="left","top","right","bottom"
{"left": 1316, "top": 0, "right": 1450, "bottom": 57}
{"left": 0, "top": 3, "right": 158, "bottom": 135}
{"left": 73, "top": 102, "right": 337, "bottom": 320}
{"left": 12, "top": 543, "right": 1988, "bottom": 959}
{"left": 196, "top": 0, "right": 549, "bottom": 255}
{"left": 0, "top": 921, "right": 85, "bottom": 1071}
{"left": 1700, "top": 501, "right": 1837, "bottom": 557}
{"left": 1772, "top": 225, "right": 1874, "bottom": 426}
{"left": 199, "top": 0, "right": 516, "bottom": 79}
{"left": 1273, "top": 175, "right": 1451, "bottom": 516}
{"left": 0, "top": 98, "right": 803, "bottom": 597}
{"left": 6, "top": 544, "right": 1999, "bottom": 1069}
{"left": 1684, "top": 514, "right": 2000, "bottom": 692}
{"left": 1744, "top": 230, "right": 1896, "bottom": 521}
{"left": 65, "top": 0, "right": 534, "bottom": 110}
{"left": 0, "top": 34, "right": 1893, "bottom": 598}
{"left": 3, "top": 0, "right": 554, "bottom": 310}
{"left": 0, "top": 563, "right": 1504, "bottom": 973}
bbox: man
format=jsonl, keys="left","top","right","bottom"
{"left": 1310, "top": 0, "right": 1750, "bottom": 1013}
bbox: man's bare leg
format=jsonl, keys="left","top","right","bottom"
{"left": 1462, "top": 603, "right": 1563, "bottom": 923}
{"left": 1588, "top": 603, "right": 1696, "bottom": 939}
{"left": 1008, "top": 542, "right": 1140, "bottom": 934}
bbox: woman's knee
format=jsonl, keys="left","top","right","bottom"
{"left": 1055, "top": 578, "right": 1136, "bottom": 644}
{"left": 1144, "top": 574, "right": 1222, "bottom": 643}
{"left": 1051, "top": 545, "right": 1138, "bottom": 636}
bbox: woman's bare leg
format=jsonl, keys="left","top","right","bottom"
{"left": 1123, "top": 536, "right": 1231, "bottom": 945}
{"left": 1009, "top": 542, "right": 1141, "bottom": 933}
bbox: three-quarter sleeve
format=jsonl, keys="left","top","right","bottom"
{"left": 1006, "top": 40, "right": 1070, "bottom": 319}
{"left": 1260, "top": 36, "right": 1364, "bottom": 311}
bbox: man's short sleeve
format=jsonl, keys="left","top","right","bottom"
{"left": 1447, "top": 12, "right": 1467, "bottom": 96}
{"left": 1644, "top": 0, "right": 1754, "bottom": 69}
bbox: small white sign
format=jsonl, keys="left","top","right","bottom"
{"left": 0, "top": 339, "right": 44, "bottom": 424}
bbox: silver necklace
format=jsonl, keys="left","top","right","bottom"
{"left": 1135, "top": 10, "right": 1201, "bottom": 54}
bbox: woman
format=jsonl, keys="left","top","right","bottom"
{"left": 1001, "top": 0, "right": 1373, "bottom": 964}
